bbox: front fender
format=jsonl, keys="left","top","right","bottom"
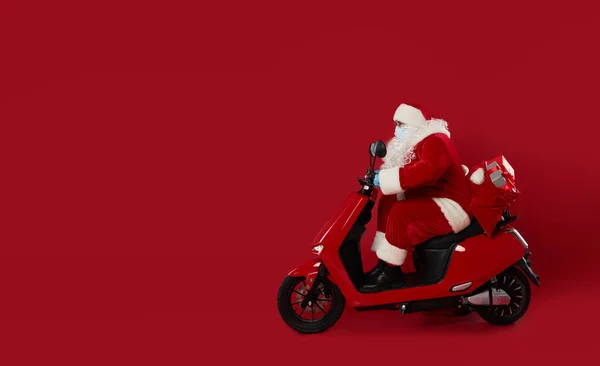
{"left": 288, "top": 257, "right": 322, "bottom": 277}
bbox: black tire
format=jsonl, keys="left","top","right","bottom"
{"left": 475, "top": 266, "right": 531, "bottom": 326}
{"left": 277, "top": 275, "right": 345, "bottom": 334}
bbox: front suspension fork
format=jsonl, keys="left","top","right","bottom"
{"left": 300, "top": 264, "right": 329, "bottom": 308}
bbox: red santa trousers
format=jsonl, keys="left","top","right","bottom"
{"left": 372, "top": 194, "right": 454, "bottom": 265}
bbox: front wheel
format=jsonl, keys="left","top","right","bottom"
{"left": 277, "top": 275, "right": 345, "bottom": 334}
{"left": 475, "top": 266, "right": 531, "bottom": 326}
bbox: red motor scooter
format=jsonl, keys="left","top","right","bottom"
{"left": 277, "top": 140, "right": 540, "bottom": 334}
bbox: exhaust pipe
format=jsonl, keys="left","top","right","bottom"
{"left": 463, "top": 288, "right": 511, "bottom": 306}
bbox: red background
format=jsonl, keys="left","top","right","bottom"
{"left": 2, "top": 1, "right": 599, "bottom": 364}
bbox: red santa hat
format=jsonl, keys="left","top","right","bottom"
{"left": 393, "top": 103, "right": 432, "bottom": 126}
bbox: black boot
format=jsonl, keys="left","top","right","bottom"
{"left": 360, "top": 264, "right": 405, "bottom": 293}
{"left": 364, "top": 259, "right": 386, "bottom": 278}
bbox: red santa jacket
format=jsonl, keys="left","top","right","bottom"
{"left": 378, "top": 133, "right": 473, "bottom": 233}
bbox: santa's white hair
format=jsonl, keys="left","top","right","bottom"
{"left": 380, "top": 118, "right": 451, "bottom": 169}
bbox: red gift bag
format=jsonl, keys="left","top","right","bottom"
{"left": 468, "top": 156, "right": 521, "bottom": 237}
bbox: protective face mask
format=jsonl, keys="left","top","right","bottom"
{"left": 395, "top": 125, "right": 407, "bottom": 139}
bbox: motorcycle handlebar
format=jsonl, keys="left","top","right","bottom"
{"left": 357, "top": 177, "right": 369, "bottom": 186}
{"left": 358, "top": 168, "right": 376, "bottom": 186}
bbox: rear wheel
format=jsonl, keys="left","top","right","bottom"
{"left": 277, "top": 275, "right": 345, "bottom": 334}
{"left": 475, "top": 266, "right": 531, "bottom": 325}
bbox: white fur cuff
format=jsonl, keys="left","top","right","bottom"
{"left": 470, "top": 167, "right": 485, "bottom": 185}
{"left": 370, "top": 231, "right": 387, "bottom": 252}
{"left": 432, "top": 197, "right": 471, "bottom": 233}
{"left": 375, "top": 237, "right": 408, "bottom": 266}
{"left": 378, "top": 168, "right": 404, "bottom": 195}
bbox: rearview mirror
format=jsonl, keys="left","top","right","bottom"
{"left": 369, "top": 140, "right": 387, "bottom": 158}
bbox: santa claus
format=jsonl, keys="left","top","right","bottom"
{"left": 360, "top": 103, "right": 473, "bottom": 293}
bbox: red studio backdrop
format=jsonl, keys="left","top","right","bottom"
{"left": 1, "top": 1, "right": 600, "bottom": 364}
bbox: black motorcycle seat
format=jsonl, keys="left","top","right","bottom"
{"left": 417, "top": 214, "right": 518, "bottom": 251}
{"left": 418, "top": 219, "right": 485, "bottom": 250}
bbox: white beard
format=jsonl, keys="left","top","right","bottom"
{"left": 380, "top": 119, "right": 451, "bottom": 169}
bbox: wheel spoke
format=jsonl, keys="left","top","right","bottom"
{"left": 317, "top": 288, "right": 329, "bottom": 298}
{"left": 287, "top": 278, "right": 337, "bottom": 323}
{"left": 314, "top": 301, "right": 327, "bottom": 313}
{"left": 513, "top": 294, "right": 522, "bottom": 303}
{"left": 476, "top": 272, "right": 529, "bottom": 322}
